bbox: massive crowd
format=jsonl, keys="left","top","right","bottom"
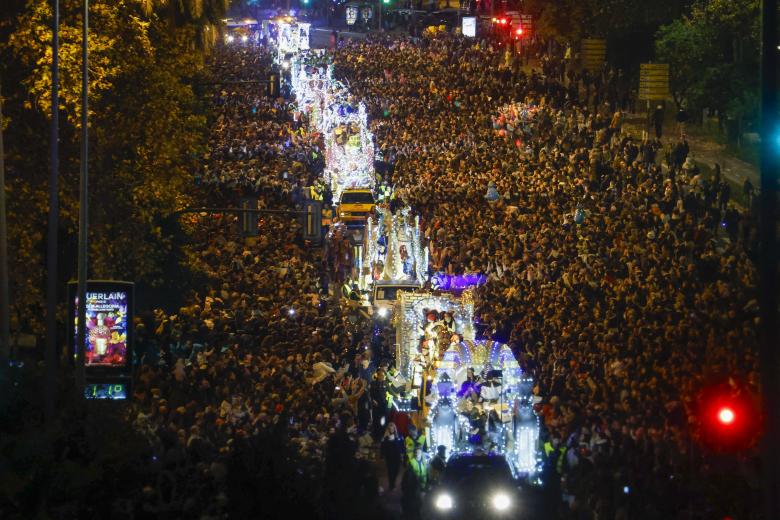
{"left": 334, "top": 35, "right": 760, "bottom": 518}
{"left": 123, "top": 31, "right": 761, "bottom": 519}
{"left": 129, "top": 44, "right": 390, "bottom": 519}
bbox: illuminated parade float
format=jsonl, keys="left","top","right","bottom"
{"left": 391, "top": 289, "right": 539, "bottom": 476}
{"left": 265, "top": 16, "right": 310, "bottom": 64}
{"left": 278, "top": 34, "right": 539, "bottom": 478}
{"left": 290, "top": 51, "right": 375, "bottom": 202}
{"left": 361, "top": 205, "right": 428, "bottom": 290}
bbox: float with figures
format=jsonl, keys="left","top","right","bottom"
{"left": 390, "top": 289, "right": 540, "bottom": 477}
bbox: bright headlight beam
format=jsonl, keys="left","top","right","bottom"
{"left": 492, "top": 492, "right": 511, "bottom": 511}
{"left": 435, "top": 493, "right": 453, "bottom": 510}
{"left": 377, "top": 307, "right": 388, "bottom": 318}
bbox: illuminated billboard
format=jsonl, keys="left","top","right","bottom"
{"left": 462, "top": 17, "right": 476, "bottom": 38}
{"left": 68, "top": 280, "right": 134, "bottom": 371}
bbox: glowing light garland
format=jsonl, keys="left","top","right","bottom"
{"left": 289, "top": 52, "right": 375, "bottom": 202}
{"left": 278, "top": 41, "right": 540, "bottom": 476}
{"left": 274, "top": 21, "right": 310, "bottom": 63}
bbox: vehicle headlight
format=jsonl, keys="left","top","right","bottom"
{"left": 491, "top": 492, "right": 511, "bottom": 511}
{"left": 435, "top": 493, "right": 453, "bottom": 510}
{"left": 377, "top": 307, "right": 389, "bottom": 318}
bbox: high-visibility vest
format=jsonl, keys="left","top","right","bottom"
{"left": 543, "top": 441, "right": 554, "bottom": 457}
{"left": 556, "top": 447, "right": 567, "bottom": 474}
{"left": 409, "top": 457, "right": 428, "bottom": 489}
{"left": 405, "top": 435, "right": 425, "bottom": 462}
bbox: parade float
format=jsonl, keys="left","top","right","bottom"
{"left": 361, "top": 205, "right": 428, "bottom": 291}
{"left": 268, "top": 16, "right": 310, "bottom": 64}
{"left": 291, "top": 52, "right": 375, "bottom": 202}
{"left": 425, "top": 339, "right": 540, "bottom": 477}
{"left": 390, "top": 289, "right": 539, "bottom": 477}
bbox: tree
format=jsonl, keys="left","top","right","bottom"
{"left": 655, "top": 0, "right": 759, "bottom": 129}
{"left": 0, "top": 0, "right": 211, "bottom": 337}
{"left": 654, "top": 16, "right": 711, "bottom": 109}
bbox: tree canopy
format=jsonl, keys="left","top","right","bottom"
{"left": 0, "top": 0, "right": 226, "bottom": 336}
{"left": 655, "top": 0, "right": 759, "bottom": 123}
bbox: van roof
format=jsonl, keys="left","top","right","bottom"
{"left": 373, "top": 280, "right": 421, "bottom": 287}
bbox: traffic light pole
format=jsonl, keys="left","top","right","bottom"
{"left": 759, "top": 1, "right": 779, "bottom": 519}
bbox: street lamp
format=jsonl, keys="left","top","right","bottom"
{"left": 76, "top": 0, "right": 89, "bottom": 392}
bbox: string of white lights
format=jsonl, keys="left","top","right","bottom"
{"left": 279, "top": 40, "right": 541, "bottom": 476}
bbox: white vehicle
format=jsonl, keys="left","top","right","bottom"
{"left": 371, "top": 280, "right": 421, "bottom": 319}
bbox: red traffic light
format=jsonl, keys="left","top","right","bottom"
{"left": 717, "top": 406, "right": 736, "bottom": 425}
{"left": 500, "top": 18, "right": 508, "bottom": 25}
{"left": 693, "top": 382, "right": 761, "bottom": 453}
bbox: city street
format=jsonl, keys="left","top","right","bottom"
{"left": 0, "top": 1, "right": 772, "bottom": 519}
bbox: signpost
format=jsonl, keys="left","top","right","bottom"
{"left": 240, "top": 198, "right": 260, "bottom": 237}
{"left": 581, "top": 38, "right": 606, "bottom": 72}
{"left": 639, "top": 63, "right": 670, "bottom": 101}
{"left": 301, "top": 199, "right": 323, "bottom": 245}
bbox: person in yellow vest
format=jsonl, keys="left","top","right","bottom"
{"left": 408, "top": 447, "right": 428, "bottom": 490}
{"left": 405, "top": 424, "right": 426, "bottom": 464}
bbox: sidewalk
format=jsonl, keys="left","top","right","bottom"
{"left": 622, "top": 112, "right": 759, "bottom": 203}
{"left": 515, "top": 57, "right": 760, "bottom": 203}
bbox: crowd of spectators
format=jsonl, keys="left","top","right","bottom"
{"left": 202, "top": 45, "right": 324, "bottom": 202}
{"left": 129, "top": 43, "right": 391, "bottom": 519}
{"left": 334, "top": 34, "right": 761, "bottom": 518}
{"left": 119, "top": 31, "right": 763, "bottom": 519}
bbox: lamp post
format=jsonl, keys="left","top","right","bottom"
{"left": 0, "top": 79, "right": 8, "bottom": 365}
{"left": 75, "top": 0, "right": 89, "bottom": 393}
{"left": 45, "top": 0, "right": 60, "bottom": 428}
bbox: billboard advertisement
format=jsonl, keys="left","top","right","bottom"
{"left": 462, "top": 17, "right": 476, "bottom": 38}
{"left": 69, "top": 280, "right": 134, "bottom": 371}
